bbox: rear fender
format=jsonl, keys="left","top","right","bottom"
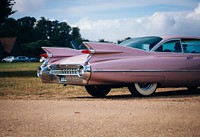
{"left": 42, "top": 47, "right": 81, "bottom": 57}
{"left": 42, "top": 47, "right": 81, "bottom": 63}
{"left": 82, "top": 42, "right": 149, "bottom": 63}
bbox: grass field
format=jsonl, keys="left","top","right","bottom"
{"left": 0, "top": 62, "right": 90, "bottom": 99}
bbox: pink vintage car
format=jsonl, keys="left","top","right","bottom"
{"left": 37, "top": 36, "right": 200, "bottom": 97}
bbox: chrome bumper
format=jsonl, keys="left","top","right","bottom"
{"left": 38, "top": 64, "right": 91, "bottom": 85}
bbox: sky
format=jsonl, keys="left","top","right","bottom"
{"left": 11, "top": 0, "right": 200, "bottom": 42}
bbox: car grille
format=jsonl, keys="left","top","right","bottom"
{"left": 50, "top": 68, "right": 79, "bottom": 75}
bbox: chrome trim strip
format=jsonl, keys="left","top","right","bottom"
{"left": 92, "top": 69, "right": 200, "bottom": 72}
{"left": 49, "top": 68, "right": 79, "bottom": 76}
{"left": 85, "top": 54, "right": 93, "bottom": 63}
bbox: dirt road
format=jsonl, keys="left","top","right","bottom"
{"left": 0, "top": 92, "right": 200, "bottom": 137}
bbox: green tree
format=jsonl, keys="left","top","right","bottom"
{"left": 0, "top": 18, "right": 18, "bottom": 37}
{"left": 59, "top": 22, "right": 71, "bottom": 46}
{"left": 21, "top": 40, "right": 52, "bottom": 57}
{"left": 69, "top": 27, "right": 82, "bottom": 47}
{"left": 35, "top": 17, "right": 52, "bottom": 40}
{"left": 0, "top": 16, "right": 37, "bottom": 42}
{"left": 0, "top": 0, "right": 16, "bottom": 24}
{"left": 71, "top": 27, "right": 81, "bottom": 39}
{"left": 49, "top": 21, "right": 71, "bottom": 46}
{"left": 0, "top": 15, "right": 86, "bottom": 57}
{"left": 17, "top": 16, "right": 37, "bottom": 43}
{"left": 35, "top": 17, "right": 73, "bottom": 47}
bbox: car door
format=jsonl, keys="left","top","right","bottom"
{"left": 181, "top": 39, "right": 200, "bottom": 86}
{"left": 154, "top": 39, "right": 187, "bottom": 86}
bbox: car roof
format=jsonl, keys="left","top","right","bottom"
{"left": 161, "top": 36, "right": 200, "bottom": 40}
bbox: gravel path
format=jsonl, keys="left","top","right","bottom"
{"left": 0, "top": 95, "right": 200, "bottom": 137}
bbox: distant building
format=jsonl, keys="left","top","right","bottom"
{"left": 0, "top": 37, "right": 22, "bottom": 59}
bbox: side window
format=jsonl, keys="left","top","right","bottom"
{"left": 181, "top": 39, "right": 200, "bottom": 54}
{"left": 155, "top": 40, "right": 182, "bottom": 53}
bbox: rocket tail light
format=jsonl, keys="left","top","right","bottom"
{"left": 81, "top": 49, "right": 95, "bottom": 54}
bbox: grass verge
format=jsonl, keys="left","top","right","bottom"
{"left": 0, "top": 63, "right": 89, "bottom": 99}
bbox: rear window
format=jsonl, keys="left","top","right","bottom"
{"left": 181, "top": 39, "right": 200, "bottom": 53}
{"left": 119, "top": 36, "right": 162, "bottom": 51}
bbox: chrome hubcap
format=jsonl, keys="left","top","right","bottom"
{"left": 138, "top": 83, "right": 152, "bottom": 91}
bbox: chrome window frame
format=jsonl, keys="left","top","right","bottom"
{"left": 152, "top": 38, "right": 183, "bottom": 53}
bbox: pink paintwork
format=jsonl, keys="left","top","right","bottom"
{"left": 38, "top": 36, "right": 200, "bottom": 97}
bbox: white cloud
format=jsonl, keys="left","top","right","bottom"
{"left": 194, "top": 3, "right": 200, "bottom": 14}
{"left": 64, "top": 0, "right": 194, "bottom": 17}
{"left": 13, "top": 0, "right": 46, "bottom": 12}
{"left": 73, "top": 3, "right": 200, "bottom": 42}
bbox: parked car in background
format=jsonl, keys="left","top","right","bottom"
{"left": 37, "top": 36, "right": 200, "bottom": 97}
{"left": 13, "top": 56, "right": 30, "bottom": 62}
{"left": 29, "top": 57, "right": 39, "bottom": 62}
{"left": 2, "top": 56, "right": 15, "bottom": 62}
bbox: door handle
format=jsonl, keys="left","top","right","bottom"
{"left": 187, "top": 56, "right": 193, "bottom": 60}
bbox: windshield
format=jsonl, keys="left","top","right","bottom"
{"left": 119, "top": 36, "right": 162, "bottom": 51}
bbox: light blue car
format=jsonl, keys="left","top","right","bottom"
{"left": 13, "top": 56, "right": 30, "bottom": 62}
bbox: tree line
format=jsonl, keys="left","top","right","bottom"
{"left": 0, "top": 16, "right": 83, "bottom": 46}
{"left": 0, "top": 16, "right": 85, "bottom": 57}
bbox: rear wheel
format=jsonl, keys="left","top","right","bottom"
{"left": 85, "top": 85, "right": 111, "bottom": 97}
{"left": 128, "top": 83, "right": 157, "bottom": 96}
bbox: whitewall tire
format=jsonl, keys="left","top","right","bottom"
{"left": 129, "top": 83, "right": 157, "bottom": 96}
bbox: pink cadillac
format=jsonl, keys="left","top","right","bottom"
{"left": 37, "top": 36, "right": 200, "bottom": 97}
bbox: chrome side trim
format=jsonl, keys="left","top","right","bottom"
{"left": 92, "top": 69, "right": 200, "bottom": 72}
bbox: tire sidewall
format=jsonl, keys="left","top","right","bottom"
{"left": 135, "top": 83, "right": 157, "bottom": 96}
